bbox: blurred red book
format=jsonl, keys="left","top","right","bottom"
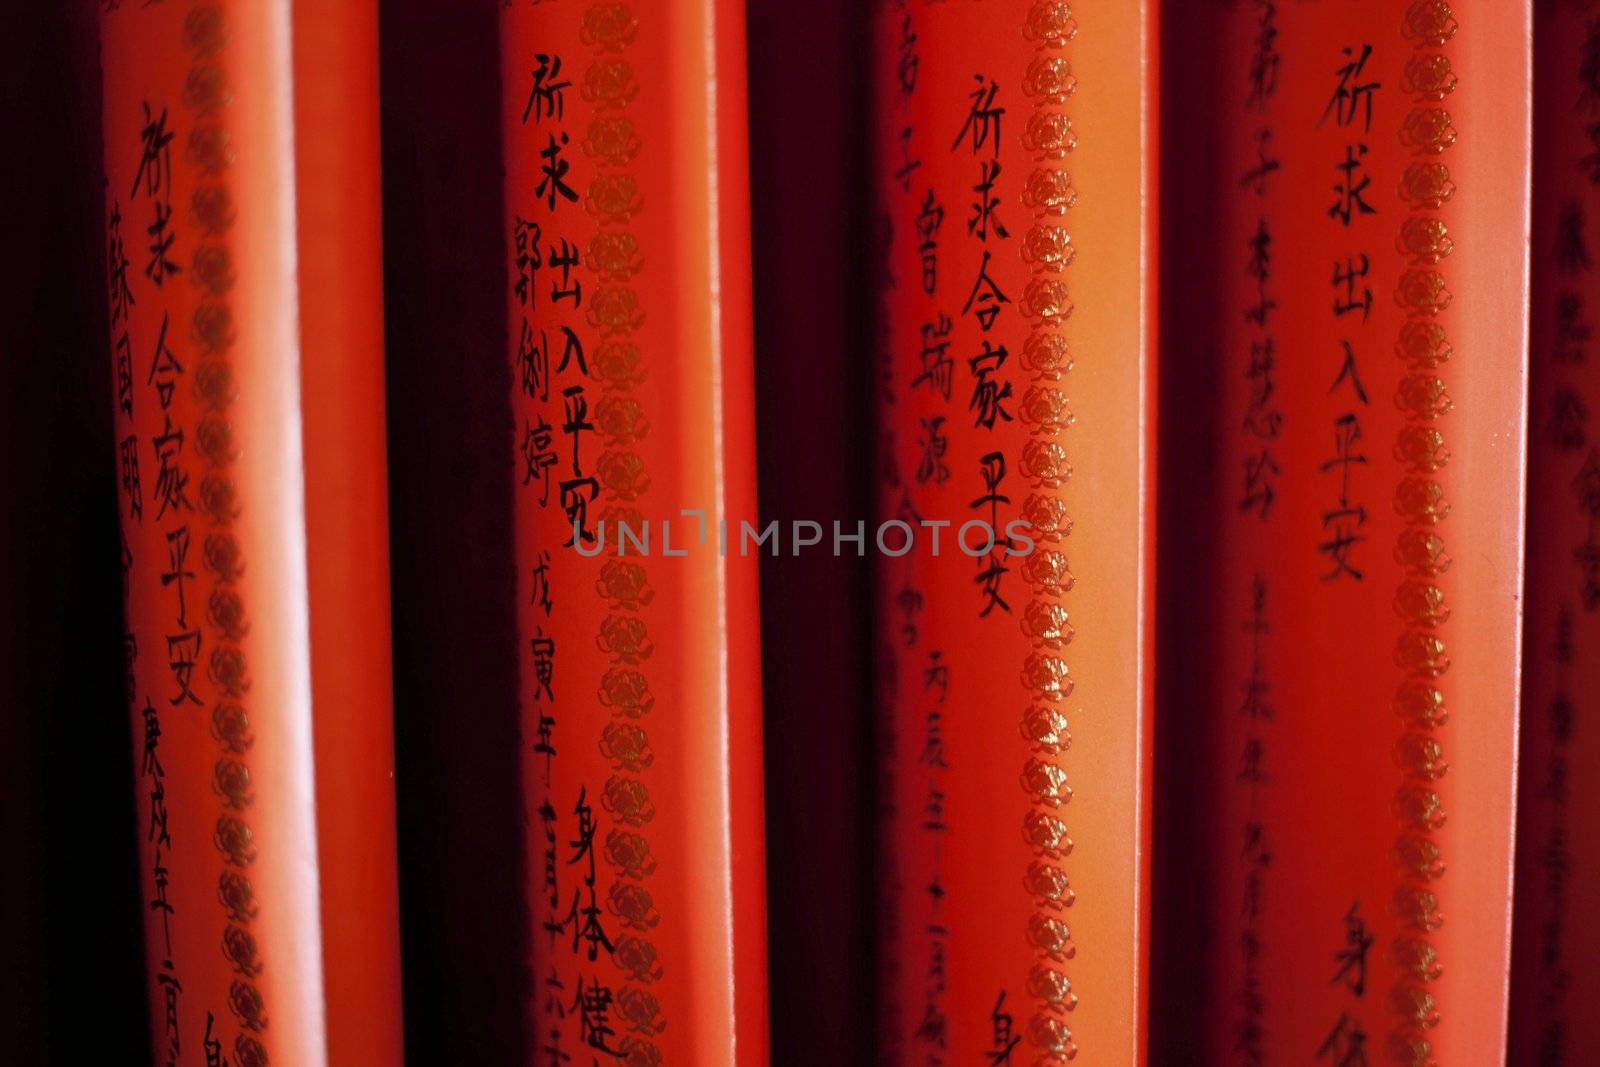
{"left": 1158, "top": 4, "right": 1529, "bottom": 1064}
{"left": 1511, "top": 3, "right": 1600, "bottom": 1063}
{"left": 98, "top": 3, "right": 402, "bottom": 1063}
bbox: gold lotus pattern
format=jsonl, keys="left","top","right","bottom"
{"left": 174, "top": 6, "right": 274, "bottom": 1063}
{"left": 1015, "top": 1, "right": 1088, "bottom": 1055}
{"left": 578, "top": 7, "right": 663, "bottom": 1057}
{"left": 1390, "top": 11, "right": 1459, "bottom": 1062}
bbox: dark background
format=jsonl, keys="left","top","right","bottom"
{"left": 1, "top": 3, "right": 152, "bottom": 1062}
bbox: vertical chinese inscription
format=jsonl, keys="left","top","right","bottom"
{"left": 1316, "top": 900, "right": 1375, "bottom": 1064}
{"left": 1310, "top": 31, "right": 1384, "bottom": 1064}
{"left": 1318, "top": 42, "right": 1379, "bottom": 583}
{"left": 879, "top": 2, "right": 1108, "bottom": 1059}
{"left": 900, "top": 6, "right": 954, "bottom": 1059}
{"left": 880, "top": 6, "right": 921, "bottom": 1059}
{"left": 1234, "top": 5, "right": 1280, "bottom": 1062}
{"left": 509, "top": 4, "right": 665, "bottom": 1063}
{"left": 104, "top": 4, "right": 273, "bottom": 1065}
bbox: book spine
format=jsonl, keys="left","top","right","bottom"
{"left": 98, "top": 3, "right": 401, "bottom": 1064}
{"left": 1510, "top": 3, "right": 1600, "bottom": 1063}
{"left": 1163, "top": 3, "right": 1529, "bottom": 1063}
{"left": 499, "top": 3, "right": 769, "bottom": 1063}
{"left": 871, "top": 2, "right": 1156, "bottom": 1062}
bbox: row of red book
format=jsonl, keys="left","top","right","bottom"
{"left": 2, "top": 2, "right": 1593, "bottom": 1065}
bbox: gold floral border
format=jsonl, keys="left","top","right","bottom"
{"left": 1387, "top": 4, "right": 1460, "bottom": 1065}
{"left": 1016, "top": 2, "right": 1081, "bottom": 1061}
{"left": 580, "top": 2, "right": 667, "bottom": 1058}
{"left": 178, "top": 5, "right": 272, "bottom": 1065}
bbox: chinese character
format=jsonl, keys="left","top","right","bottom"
{"left": 523, "top": 54, "right": 571, "bottom": 124}
{"left": 152, "top": 417, "right": 191, "bottom": 519}
{"left": 522, "top": 416, "right": 559, "bottom": 503}
{"left": 161, "top": 526, "right": 193, "bottom": 628}
{"left": 916, "top": 415, "right": 950, "bottom": 487}
{"left": 1328, "top": 145, "right": 1376, "bottom": 226}
{"left": 1316, "top": 1011, "right": 1369, "bottom": 1067}
{"left": 1240, "top": 448, "right": 1280, "bottom": 520}
{"left": 1331, "top": 901, "right": 1373, "bottom": 996}
{"left": 912, "top": 314, "right": 954, "bottom": 399}
{"left": 1319, "top": 45, "right": 1379, "bottom": 132}
{"left": 1332, "top": 255, "right": 1372, "bottom": 322}
{"left": 147, "top": 313, "right": 182, "bottom": 409}
{"left": 987, "top": 991, "right": 1021, "bottom": 1065}
{"left": 571, "top": 977, "right": 620, "bottom": 1055}
{"left": 531, "top": 551, "right": 554, "bottom": 615}
{"left": 1247, "top": 4, "right": 1280, "bottom": 107}
{"left": 898, "top": 15, "right": 918, "bottom": 96}
{"left": 108, "top": 201, "right": 136, "bottom": 325}
{"left": 962, "top": 250, "right": 1011, "bottom": 331}
{"left": 1240, "top": 129, "right": 1280, "bottom": 195}
{"left": 953, "top": 75, "right": 1005, "bottom": 157}
{"left": 513, "top": 216, "right": 542, "bottom": 306}
{"left": 166, "top": 629, "right": 202, "bottom": 706}
{"left": 531, "top": 630, "right": 556, "bottom": 701}
{"left": 548, "top": 238, "right": 581, "bottom": 306}
{"left": 969, "top": 160, "right": 1008, "bottom": 241}
{"left": 132, "top": 102, "right": 174, "bottom": 198}
{"left": 536, "top": 133, "right": 579, "bottom": 210}
{"left": 968, "top": 342, "right": 1014, "bottom": 430}
{"left": 121, "top": 435, "right": 143, "bottom": 521}
{"left": 917, "top": 189, "right": 944, "bottom": 295}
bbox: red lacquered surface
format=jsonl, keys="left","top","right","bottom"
{"left": 500, "top": 3, "right": 769, "bottom": 1063}
{"left": 872, "top": 3, "right": 1157, "bottom": 1062}
{"left": 99, "top": 3, "right": 402, "bottom": 1063}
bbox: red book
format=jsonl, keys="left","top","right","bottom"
{"left": 499, "top": 2, "right": 769, "bottom": 1062}
{"left": 1159, "top": 3, "right": 1530, "bottom": 1063}
{"left": 1511, "top": 3, "right": 1600, "bottom": 1063}
{"left": 872, "top": 3, "right": 1158, "bottom": 1061}
{"left": 98, "top": 3, "right": 402, "bottom": 1063}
